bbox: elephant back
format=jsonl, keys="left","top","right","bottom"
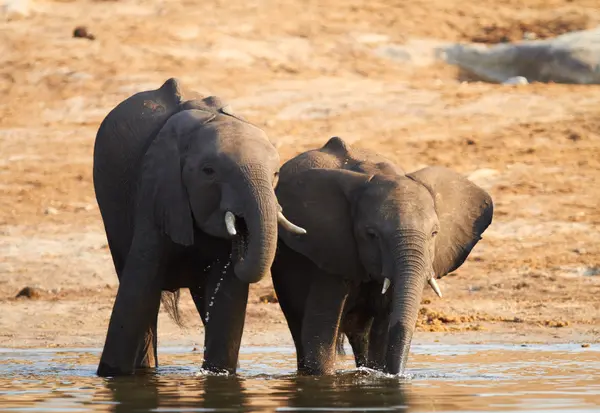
{"left": 280, "top": 137, "right": 403, "bottom": 183}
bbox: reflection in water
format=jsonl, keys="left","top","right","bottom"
{"left": 106, "top": 374, "right": 250, "bottom": 412}
{"left": 0, "top": 344, "right": 599, "bottom": 412}
{"left": 276, "top": 373, "right": 409, "bottom": 411}
{"left": 104, "top": 370, "right": 410, "bottom": 412}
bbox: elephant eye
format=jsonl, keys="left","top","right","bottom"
{"left": 202, "top": 166, "right": 215, "bottom": 176}
{"left": 366, "top": 228, "right": 378, "bottom": 239}
{"left": 432, "top": 230, "right": 439, "bottom": 237}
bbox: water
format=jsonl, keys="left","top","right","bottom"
{"left": 0, "top": 344, "right": 599, "bottom": 412}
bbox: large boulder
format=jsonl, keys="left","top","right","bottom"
{"left": 1, "top": 0, "right": 30, "bottom": 19}
{"left": 442, "top": 27, "right": 600, "bottom": 84}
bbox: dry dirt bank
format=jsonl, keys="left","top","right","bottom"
{"left": 0, "top": 0, "right": 599, "bottom": 352}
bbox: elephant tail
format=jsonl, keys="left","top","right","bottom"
{"left": 336, "top": 332, "right": 346, "bottom": 356}
{"left": 161, "top": 290, "right": 185, "bottom": 327}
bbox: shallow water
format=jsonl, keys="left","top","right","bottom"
{"left": 0, "top": 344, "right": 599, "bottom": 412}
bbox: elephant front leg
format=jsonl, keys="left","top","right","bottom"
{"left": 97, "top": 230, "right": 165, "bottom": 377}
{"left": 341, "top": 311, "right": 373, "bottom": 369}
{"left": 366, "top": 314, "right": 389, "bottom": 371}
{"left": 201, "top": 262, "right": 249, "bottom": 374}
{"left": 301, "top": 273, "right": 349, "bottom": 375}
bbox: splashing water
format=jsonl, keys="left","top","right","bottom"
{"left": 204, "top": 256, "right": 232, "bottom": 323}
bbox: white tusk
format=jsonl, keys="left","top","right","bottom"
{"left": 428, "top": 278, "right": 442, "bottom": 298}
{"left": 225, "top": 211, "right": 237, "bottom": 236}
{"left": 381, "top": 278, "right": 391, "bottom": 295}
{"left": 277, "top": 211, "right": 307, "bottom": 235}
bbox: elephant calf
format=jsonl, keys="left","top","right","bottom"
{"left": 93, "top": 78, "right": 305, "bottom": 377}
{"left": 272, "top": 136, "right": 493, "bottom": 375}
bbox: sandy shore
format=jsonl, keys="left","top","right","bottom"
{"left": 1, "top": 0, "right": 599, "bottom": 356}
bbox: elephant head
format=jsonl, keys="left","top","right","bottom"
{"left": 277, "top": 161, "right": 493, "bottom": 374}
{"left": 98, "top": 78, "right": 305, "bottom": 284}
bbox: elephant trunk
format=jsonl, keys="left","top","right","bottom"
{"left": 385, "top": 233, "right": 429, "bottom": 375}
{"left": 232, "top": 166, "right": 278, "bottom": 284}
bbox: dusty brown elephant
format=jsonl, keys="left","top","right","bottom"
{"left": 93, "top": 78, "right": 305, "bottom": 377}
{"left": 272, "top": 137, "right": 493, "bottom": 375}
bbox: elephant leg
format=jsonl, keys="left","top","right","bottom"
{"left": 271, "top": 244, "right": 313, "bottom": 372}
{"left": 97, "top": 229, "right": 165, "bottom": 377}
{"left": 342, "top": 311, "right": 373, "bottom": 369}
{"left": 274, "top": 292, "right": 305, "bottom": 371}
{"left": 366, "top": 314, "right": 389, "bottom": 371}
{"left": 278, "top": 296, "right": 305, "bottom": 372}
{"left": 301, "top": 272, "right": 349, "bottom": 375}
{"left": 201, "top": 261, "right": 249, "bottom": 374}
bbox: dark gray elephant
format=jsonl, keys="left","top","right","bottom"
{"left": 93, "top": 78, "right": 305, "bottom": 377}
{"left": 272, "top": 137, "right": 493, "bottom": 375}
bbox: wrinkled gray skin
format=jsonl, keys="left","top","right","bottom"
{"left": 272, "top": 137, "right": 493, "bottom": 375}
{"left": 93, "top": 78, "right": 299, "bottom": 377}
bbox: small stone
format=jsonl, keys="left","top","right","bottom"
{"left": 15, "top": 287, "right": 42, "bottom": 299}
{"left": 523, "top": 32, "right": 537, "bottom": 41}
{"left": 192, "top": 347, "right": 199, "bottom": 352}
{"left": 44, "top": 207, "right": 58, "bottom": 215}
{"left": 503, "top": 76, "right": 529, "bottom": 85}
{"left": 582, "top": 343, "right": 591, "bottom": 348}
{"left": 259, "top": 291, "right": 278, "bottom": 304}
{"left": 73, "top": 26, "right": 95, "bottom": 40}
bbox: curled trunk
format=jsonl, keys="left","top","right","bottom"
{"left": 385, "top": 235, "right": 429, "bottom": 375}
{"left": 233, "top": 166, "right": 278, "bottom": 284}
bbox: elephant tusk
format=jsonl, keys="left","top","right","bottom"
{"left": 381, "top": 278, "right": 391, "bottom": 295}
{"left": 277, "top": 211, "right": 307, "bottom": 235}
{"left": 225, "top": 211, "right": 237, "bottom": 236}
{"left": 428, "top": 278, "right": 442, "bottom": 298}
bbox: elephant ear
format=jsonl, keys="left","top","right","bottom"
{"left": 141, "top": 109, "right": 216, "bottom": 246}
{"left": 408, "top": 166, "right": 493, "bottom": 278}
{"left": 277, "top": 168, "right": 371, "bottom": 278}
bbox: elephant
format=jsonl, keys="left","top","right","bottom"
{"left": 93, "top": 78, "right": 305, "bottom": 377}
{"left": 271, "top": 136, "right": 493, "bottom": 375}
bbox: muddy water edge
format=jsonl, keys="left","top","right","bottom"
{"left": 0, "top": 344, "right": 599, "bottom": 412}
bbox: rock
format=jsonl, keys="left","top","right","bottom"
{"left": 259, "top": 291, "right": 278, "bottom": 304}
{"left": 503, "top": 76, "right": 529, "bottom": 85}
{"left": 442, "top": 28, "right": 600, "bottom": 84}
{"left": 1, "top": 0, "right": 30, "bottom": 19}
{"left": 582, "top": 343, "right": 591, "bottom": 348}
{"left": 15, "top": 286, "right": 42, "bottom": 299}
{"left": 73, "top": 26, "right": 95, "bottom": 41}
{"left": 376, "top": 39, "right": 452, "bottom": 67}
{"left": 44, "top": 207, "right": 58, "bottom": 215}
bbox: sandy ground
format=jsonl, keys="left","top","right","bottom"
{"left": 1, "top": 0, "right": 600, "bottom": 356}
